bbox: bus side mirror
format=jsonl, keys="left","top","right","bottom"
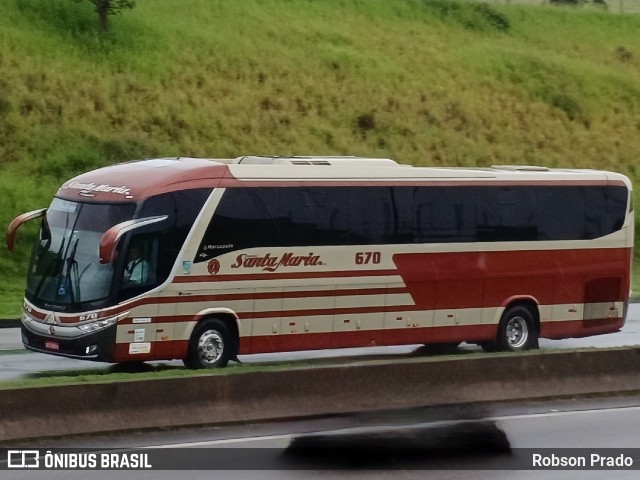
{"left": 99, "top": 215, "right": 168, "bottom": 264}
{"left": 6, "top": 208, "right": 47, "bottom": 251}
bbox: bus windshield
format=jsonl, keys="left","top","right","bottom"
{"left": 26, "top": 198, "right": 136, "bottom": 309}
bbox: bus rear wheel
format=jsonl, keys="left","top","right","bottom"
{"left": 496, "top": 305, "right": 538, "bottom": 352}
{"left": 183, "top": 318, "right": 232, "bottom": 369}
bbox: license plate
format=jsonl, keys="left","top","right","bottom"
{"left": 45, "top": 341, "right": 59, "bottom": 351}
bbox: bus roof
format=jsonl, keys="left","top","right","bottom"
{"left": 56, "top": 156, "right": 631, "bottom": 202}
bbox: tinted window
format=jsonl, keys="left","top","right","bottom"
{"left": 586, "top": 185, "right": 627, "bottom": 238}
{"left": 197, "top": 188, "right": 281, "bottom": 259}
{"left": 281, "top": 187, "right": 350, "bottom": 245}
{"left": 197, "top": 187, "right": 349, "bottom": 261}
{"left": 535, "top": 187, "right": 584, "bottom": 240}
{"left": 195, "top": 184, "right": 627, "bottom": 261}
{"left": 414, "top": 187, "right": 477, "bottom": 243}
{"left": 477, "top": 187, "right": 537, "bottom": 241}
{"left": 120, "top": 188, "right": 211, "bottom": 299}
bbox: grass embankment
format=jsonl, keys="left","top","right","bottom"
{"left": 0, "top": 346, "right": 543, "bottom": 390}
{"left": 0, "top": 344, "right": 618, "bottom": 390}
{"left": 0, "top": 360, "right": 284, "bottom": 390}
{"left": 1, "top": 0, "right": 640, "bottom": 318}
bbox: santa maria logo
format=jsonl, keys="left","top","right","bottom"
{"left": 231, "top": 252, "right": 324, "bottom": 272}
{"left": 61, "top": 181, "right": 131, "bottom": 196}
{"left": 207, "top": 259, "right": 220, "bottom": 275}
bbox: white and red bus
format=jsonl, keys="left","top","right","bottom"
{"left": 7, "top": 156, "right": 634, "bottom": 367}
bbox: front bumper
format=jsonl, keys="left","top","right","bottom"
{"left": 21, "top": 322, "right": 117, "bottom": 362}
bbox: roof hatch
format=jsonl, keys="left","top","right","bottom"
{"left": 233, "top": 156, "right": 400, "bottom": 167}
{"left": 490, "top": 165, "right": 550, "bottom": 172}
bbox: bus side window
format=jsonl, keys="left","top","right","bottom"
{"left": 196, "top": 188, "right": 280, "bottom": 260}
{"left": 477, "top": 187, "right": 536, "bottom": 242}
{"left": 122, "top": 237, "right": 157, "bottom": 289}
{"left": 385, "top": 187, "right": 413, "bottom": 244}
{"left": 537, "top": 187, "right": 585, "bottom": 240}
{"left": 603, "top": 186, "right": 628, "bottom": 235}
{"left": 585, "top": 187, "right": 607, "bottom": 239}
{"left": 121, "top": 189, "right": 210, "bottom": 295}
{"left": 414, "top": 187, "right": 476, "bottom": 243}
{"left": 286, "top": 188, "right": 336, "bottom": 245}
{"left": 322, "top": 188, "right": 349, "bottom": 244}
{"left": 347, "top": 187, "right": 389, "bottom": 245}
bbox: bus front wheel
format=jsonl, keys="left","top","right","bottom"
{"left": 495, "top": 305, "right": 538, "bottom": 352}
{"left": 183, "top": 318, "right": 232, "bottom": 369}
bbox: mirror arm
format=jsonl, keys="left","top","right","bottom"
{"left": 99, "top": 216, "right": 168, "bottom": 264}
{"left": 6, "top": 208, "right": 47, "bottom": 251}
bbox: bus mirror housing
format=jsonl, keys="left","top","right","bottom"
{"left": 99, "top": 215, "right": 168, "bottom": 264}
{"left": 6, "top": 208, "right": 47, "bottom": 251}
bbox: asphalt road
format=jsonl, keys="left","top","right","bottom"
{"left": 4, "top": 395, "right": 640, "bottom": 479}
{"left": 0, "top": 304, "right": 639, "bottom": 382}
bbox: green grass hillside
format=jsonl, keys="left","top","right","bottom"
{"left": 1, "top": 0, "right": 639, "bottom": 317}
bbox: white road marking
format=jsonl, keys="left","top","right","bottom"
{"left": 139, "top": 404, "right": 640, "bottom": 449}
{"left": 143, "top": 433, "right": 295, "bottom": 448}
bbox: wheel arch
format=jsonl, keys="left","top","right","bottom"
{"left": 495, "top": 295, "right": 541, "bottom": 333}
{"left": 191, "top": 308, "right": 241, "bottom": 359}
{"left": 480, "top": 296, "right": 541, "bottom": 352}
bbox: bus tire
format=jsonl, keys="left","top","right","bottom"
{"left": 183, "top": 318, "right": 232, "bottom": 369}
{"left": 496, "top": 305, "right": 538, "bottom": 352}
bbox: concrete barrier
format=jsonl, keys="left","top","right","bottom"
{"left": 2, "top": 347, "right": 640, "bottom": 442}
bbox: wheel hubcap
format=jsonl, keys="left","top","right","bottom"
{"left": 197, "top": 330, "right": 224, "bottom": 365}
{"left": 505, "top": 316, "right": 528, "bottom": 349}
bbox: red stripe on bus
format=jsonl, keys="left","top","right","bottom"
{"left": 237, "top": 305, "right": 414, "bottom": 320}
{"left": 393, "top": 248, "right": 631, "bottom": 310}
{"left": 63, "top": 283, "right": 402, "bottom": 319}
{"left": 173, "top": 269, "right": 400, "bottom": 283}
{"left": 116, "top": 287, "right": 409, "bottom": 322}
{"left": 26, "top": 309, "right": 47, "bottom": 321}
{"left": 540, "top": 317, "right": 624, "bottom": 339}
{"left": 243, "top": 317, "right": 624, "bottom": 354}
{"left": 144, "top": 287, "right": 405, "bottom": 305}
{"left": 241, "top": 318, "right": 624, "bottom": 354}
{"left": 118, "top": 305, "right": 418, "bottom": 325}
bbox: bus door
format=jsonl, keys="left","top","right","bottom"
{"left": 118, "top": 236, "right": 174, "bottom": 360}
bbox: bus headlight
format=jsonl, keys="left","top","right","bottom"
{"left": 21, "top": 311, "right": 35, "bottom": 324}
{"left": 77, "top": 316, "right": 118, "bottom": 334}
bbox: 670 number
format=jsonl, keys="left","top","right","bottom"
{"left": 355, "top": 251, "right": 381, "bottom": 265}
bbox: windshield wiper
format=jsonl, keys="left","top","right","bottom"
{"left": 33, "top": 234, "right": 65, "bottom": 300}
{"left": 54, "top": 206, "right": 81, "bottom": 304}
